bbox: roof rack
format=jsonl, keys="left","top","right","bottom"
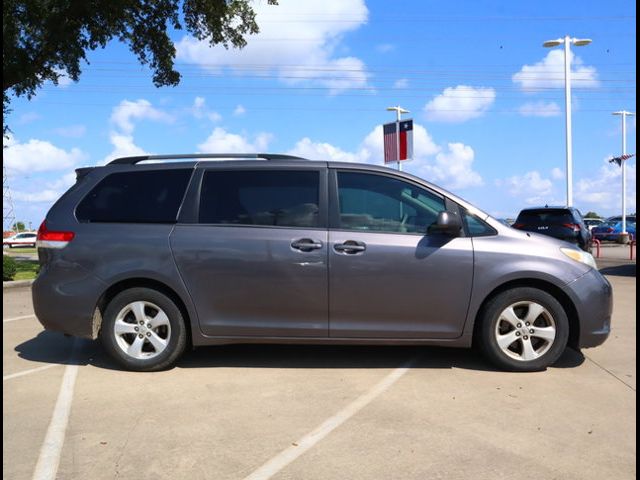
{"left": 108, "top": 153, "right": 308, "bottom": 165}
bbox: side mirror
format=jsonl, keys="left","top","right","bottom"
{"left": 429, "top": 211, "right": 462, "bottom": 237}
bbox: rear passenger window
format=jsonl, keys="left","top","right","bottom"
{"left": 76, "top": 169, "right": 192, "bottom": 223}
{"left": 199, "top": 170, "right": 320, "bottom": 228}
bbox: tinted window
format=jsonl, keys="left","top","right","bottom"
{"left": 516, "top": 209, "right": 574, "bottom": 225}
{"left": 337, "top": 172, "right": 445, "bottom": 234}
{"left": 199, "top": 170, "right": 320, "bottom": 228}
{"left": 463, "top": 211, "right": 497, "bottom": 237}
{"left": 76, "top": 169, "right": 192, "bottom": 223}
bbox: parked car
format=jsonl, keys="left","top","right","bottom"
{"left": 512, "top": 207, "right": 592, "bottom": 252}
{"left": 3, "top": 231, "right": 37, "bottom": 248}
{"left": 33, "top": 154, "right": 611, "bottom": 372}
{"left": 592, "top": 217, "right": 636, "bottom": 241}
{"left": 583, "top": 217, "right": 604, "bottom": 231}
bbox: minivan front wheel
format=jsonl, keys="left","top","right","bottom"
{"left": 479, "top": 288, "right": 569, "bottom": 372}
{"left": 101, "top": 288, "right": 187, "bottom": 371}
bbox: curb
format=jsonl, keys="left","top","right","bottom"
{"left": 3, "top": 279, "right": 35, "bottom": 289}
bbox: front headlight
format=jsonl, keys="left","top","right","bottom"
{"left": 560, "top": 247, "right": 597, "bottom": 270}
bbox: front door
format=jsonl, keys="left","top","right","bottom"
{"left": 329, "top": 170, "right": 474, "bottom": 338}
{"left": 171, "top": 167, "right": 328, "bottom": 337}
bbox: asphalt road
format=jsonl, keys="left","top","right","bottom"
{"left": 3, "top": 261, "right": 636, "bottom": 480}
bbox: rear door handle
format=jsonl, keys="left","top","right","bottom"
{"left": 334, "top": 241, "right": 366, "bottom": 254}
{"left": 291, "top": 238, "right": 323, "bottom": 252}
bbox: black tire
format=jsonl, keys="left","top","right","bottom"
{"left": 100, "top": 287, "right": 187, "bottom": 372}
{"left": 478, "top": 287, "right": 569, "bottom": 372}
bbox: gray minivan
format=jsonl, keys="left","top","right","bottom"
{"left": 32, "top": 154, "right": 612, "bottom": 372}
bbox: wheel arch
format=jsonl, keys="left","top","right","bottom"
{"left": 94, "top": 277, "right": 193, "bottom": 347}
{"left": 471, "top": 279, "right": 580, "bottom": 349}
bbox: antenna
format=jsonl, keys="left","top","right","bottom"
{"left": 3, "top": 165, "right": 17, "bottom": 233}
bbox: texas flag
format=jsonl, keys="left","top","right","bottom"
{"left": 398, "top": 119, "right": 413, "bottom": 161}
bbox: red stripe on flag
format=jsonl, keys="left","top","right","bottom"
{"left": 399, "top": 130, "right": 407, "bottom": 160}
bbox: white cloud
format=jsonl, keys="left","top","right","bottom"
{"left": 13, "top": 189, "right": 64, "bottom": 203}
{"left": 233, "top": 104, "right": 247, "bottom": 116}
{"left": 197, "top": 127, "right": 273, "bottom": 153}
{"left": 575, "top": 158, "right": 636, "bottom": 211}
{"left": 191, "top": 96, "right": 222, "bottom": 122}
{"left": 53, "top": 125, "right": 87, "bottom": 138}
{"left": 110, "top": 99, "right": 174, "bottom": 134}
{"left": 288, "top": 137, "right": 363, "bottom": 162}
{"left": 376, "top": 44, "right": 395, "bottom": 53}
{"left": 17, "top": 112, "right": 42, "bottom": 125}
{"left": 518, "top": 101, "right": 561, "bottom": 117}
{"left": 3, "top": 134, "right": 86, "bottom": 174}
{"left": 102, "top": 133, "right": 148, "bottom": 164}
{"left": 419, "top": 143, "right": 484, "bottom": 189}
{"left": 551, "top": 167, "right": 564, "bottom": 180}
{"left": 393, "top": 78, "right": 409, "bottom": 89}
{"left": 496, "top": 171, "right": 554, "bottom": 205}
{"left": 175, "top": 0, "right": 370, "bottom": 93}
{"left": 424, "top": 85, "right": 496, "bottom": 123}
{"left": 513, "top": 50, "right": 599, "bottom": 91}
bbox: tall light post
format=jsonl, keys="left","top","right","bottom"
{"left": 386, "top": 105, "right": 409, "bottom": 171}
{"left": 543, "top": 36, "right": 592, "bottom": 207}
{"left": 612, "top": 110, "right": 635, "bottom": 237}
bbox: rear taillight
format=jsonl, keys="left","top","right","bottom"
{"left": 36, "top": 221, "right": 75, "bottom": 249}
{"left": 563, "top": 223, "right": 581, "bottom": 232}
{"left": 512, "top": 223, "right": 525, "bottom": 228}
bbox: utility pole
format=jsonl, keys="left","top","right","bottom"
{"left": 612, "top": 110, "right": 635, "bottom": 238}
{"left": 543, "top": 36, "right": 592, "bottom": 207}
{"left": 386, "top": 105, "right": 410, "bottom": 171}
{"left": 3, "top": 165, "right": 17, "bottom": 233}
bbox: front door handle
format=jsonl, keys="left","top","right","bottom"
{"left": 334, "top": 241, "right": 366, "bottom": 254}
{"left": 291, "top": 238, "right": 323, "bottom": 252}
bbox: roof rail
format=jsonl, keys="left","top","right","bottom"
{"left": 108, "top": 153, "right": 308, "bottom": 165}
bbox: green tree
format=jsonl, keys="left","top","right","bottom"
{"left": 13, "top": 221, "right": 25, "bottom": 231}
{"left": 3, "top": 0, "right": 277, "bottom": 132}
{"left": 584, "top": 211, "right": 600, "bottom": 218}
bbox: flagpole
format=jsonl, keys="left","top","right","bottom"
{"left": 613, "top": 110, "right": 635, "bottom": 238}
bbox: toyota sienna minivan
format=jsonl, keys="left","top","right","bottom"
{"left": 32, "top": 153, "right": 612, "bottom": 372}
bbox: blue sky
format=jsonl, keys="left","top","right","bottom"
{"left": 4, "top": 0, "right": 636, "bottom": 229}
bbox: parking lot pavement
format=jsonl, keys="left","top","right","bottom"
{"left": 3, "top": 262, "right": 636, "bottom": 480}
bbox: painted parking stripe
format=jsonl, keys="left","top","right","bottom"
{"left": 3, "top": 364, "right": 60, "bottom": 381}
{"left": 243, "top": 356, "right": 418, "bottom": 480}
{"left": 32, "top": 341, "right": 79, "bottom": 480}
{"left": 3, "top": 314, "right": 36, "bottom": 323}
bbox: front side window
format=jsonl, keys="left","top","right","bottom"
{"left": 76, "top": 169, "right": 192, "bottom": 223}
{"left": 463, "top": 211, "right": 497, "bottom": 237}
{"left": 199, "top": 170, "right": 320, "bottom": 228}
{"left": 337, "top": 172, "right": 445, "bottom": 234}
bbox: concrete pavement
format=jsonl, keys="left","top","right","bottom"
{"left": 3, "top": 260, "right": 636, "bottom": 480}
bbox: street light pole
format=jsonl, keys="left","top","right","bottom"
{"left": 543, "top": 36, "right": 592, "bottom": 208}
{"left": 386, "top": 105, "right": 409, "bottom": 171}
{"left": 613, "top": 110, "right": 635, "bottom": 236}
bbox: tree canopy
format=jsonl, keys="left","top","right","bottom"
{"left": 3, "top": 0, "right": 276, "bottom": 131}
{"left": 584, "top": 211, "right": 601, "bottom": 218}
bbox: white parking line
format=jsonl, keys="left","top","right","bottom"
{"left": 3, "top": 364, "right": 60, "bottom": 381}
{"left": 3, "top": 314, "right": 36, "bottom": 323}
{"left": 32, "top": 341, "right": 79, "bottom": 480}
{"left": 243, "top": 356, "right": 418, "bottom": 480}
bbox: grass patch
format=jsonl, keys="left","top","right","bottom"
{"left": 4, "top": 247, "right": 37, "bottom": 254}
{"left": 13, "top": 260, "right": 39, "bottom": 281}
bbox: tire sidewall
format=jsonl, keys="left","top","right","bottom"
{"left": 480, "top": 287, "right": 569, "bottom": 372}
{"left": 100, "top": 287, "right": 187, "bottom": 371}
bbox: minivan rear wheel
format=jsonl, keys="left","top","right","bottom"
{"left": 478, "top": 287, "right": 569, "bottom": 372}
{"left": 100, "top": 288, "right": 187, "bottom": 371}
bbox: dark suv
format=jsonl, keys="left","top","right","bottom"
{"left": 33, "top": 154, "right": 611, "bottom": 372}
{"left": 512, "top": 206, "right": 592, "bottom": 252}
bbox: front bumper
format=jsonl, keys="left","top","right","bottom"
{"left": 565, "top": 268, "right": 613, "bottom": 348}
